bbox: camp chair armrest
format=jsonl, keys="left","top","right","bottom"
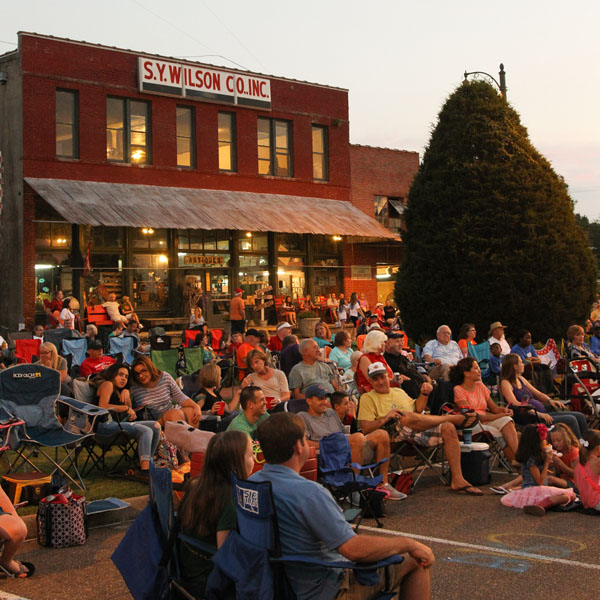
{"left": 57, "top": 396, "right": 108, "bottom": 416}
{"left": 274, "top": 553, "right": 404, "bottom": 570}
{"left": 319, "top": 465, "right": 355, "bottom": 475}
{"left": 353, "top": 457, "right": 388, "bottom": 471}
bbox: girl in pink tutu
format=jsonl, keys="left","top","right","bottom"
{"left": 501, "top": 424, "right": 576, "bottom": 516}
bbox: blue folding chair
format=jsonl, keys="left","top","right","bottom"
{"left": 0, "top": 364, "right": 107, "bottom": 490}
{"left": 109, "top": 336, "right": 135, "bottom": 365}
{"left": 62, "top": 337, "right": 88, "bottom": 367}
{"left": 210, "top": 474, "right": 403, "bottom": 600}
{"left": 319, "top": 432, "right": 388, "bottom": 530}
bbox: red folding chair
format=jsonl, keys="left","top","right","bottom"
{"left": 210, "top": 329, "right": 223, "bottom": 352}
{"left": 183, "top": 329, "right": 198, "bottom": 348}
{"left": 14, "top": 339, "right": 42, "bottom": 363}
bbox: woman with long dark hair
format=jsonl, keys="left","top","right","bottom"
{"left": 95, "top": 363, "right": 161, "bottom": 478}
{"left": 178, "top": 431, "right": 255, "bottom": 597}
{"left": 456, "top": 323, "right": 477, "bottom": 357}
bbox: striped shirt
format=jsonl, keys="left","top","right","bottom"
{"left": 130, "top": 371, "right": 190, "bottom": 418}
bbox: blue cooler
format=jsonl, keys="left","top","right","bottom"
{"left": 460, "top": 442, "right": 491, "bottom": 485}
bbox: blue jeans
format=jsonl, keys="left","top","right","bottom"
{"left": 97, "top": 420, "right": 161, "bottom": 463}
{"left": 549, "top": 411, "right": 588, "bottom": 439}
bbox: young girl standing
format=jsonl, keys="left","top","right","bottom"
{"left": 574, "top": 430, "right": 600, "bottom": 512}
{"left": 501, "top": 424, "right": 576, "bottom": 516}
{"left": 549, "top": 423, "right": 580, "bottom": 485}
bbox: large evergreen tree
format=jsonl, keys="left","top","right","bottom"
{"left": 396, "top": 80, "right": 597, "bottom": 343}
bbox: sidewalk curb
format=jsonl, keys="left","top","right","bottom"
{"left": 22, "top": 494, "right": 147, "bottom": 540}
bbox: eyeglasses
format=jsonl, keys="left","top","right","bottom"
{"left": 133, "top": 367, "right": 149, "bottom": 376}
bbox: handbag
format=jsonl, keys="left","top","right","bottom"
{"left": 390, "top": 472, "right": 414, "bottom": 495}
{"left": 37, "top": 491, "right": 88, "bottom": 548}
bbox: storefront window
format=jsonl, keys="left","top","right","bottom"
{"left": 35, "top": 222, "right": 72, "bottom": 249}
{"left": 239, "top": 232, "right": 268, "bottom": 253}
{"left": 35, "top": 253, "right": 71, "bottom": 313}
{"left": 312, "top": 234, "right": 340, "bottom": 256}
{"left": 277, "top": 269, "right": 305, "bottom": 301}
{"left": 130, "top": 254, "right": 169, "bottom": 309}
{"left": 131, "top": 227, "right": 167, "bottom": 249}
{"left": 90, "top": 227, "right": 124, "bottom": 248}
{"left": 178, "top": 230, "right": 229, "bottom": 251}
{"left": 277, "top": 233, "right": 304, "bottom": 253}
{"left": 313, "top": 267, "right": 342, "bottom": 297}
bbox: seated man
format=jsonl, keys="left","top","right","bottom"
{"left": 267, "top": 322, "right": 293, "bottom": 353}
{"left": 80, "top": 340, "right": 116, "bottom": 378}
{"left": 422, "top": 325, "right": 462, "bottom": 380}
{"left": 300, "top": 384, "right": 404, "bottom": 500}
{"left": 226, "top": 385, "right": 269, "bottom": 440}
{"left": 252, "top": 413, "right": 434, "bottom": 599}
{"left": 289, "top": 338, "right": 341, "bottom": 399}
{"left": 358, "top": 362, "right": 483, "bottom": 495}
{"left": 384, "top": 332, "right": 431, "bottom": 399}
{"left": 487, "top": 321, "right": 511, "bottom": 356}
{"left": 102, "top": 293, "right": 138, "bottom": 327}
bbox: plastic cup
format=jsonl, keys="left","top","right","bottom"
{"left": 214, "top": 401, "right": 226, "bottom": 416}
{"left": 463, "top": 429, "right": 472, "bottom": 444}
{"left": 266, "top": 397, "right": 278, "bottom": 410}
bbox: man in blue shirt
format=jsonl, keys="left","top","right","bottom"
{"left": 252, "top": 413, "right": 434, "bottom": 599}
{"left": 422, "top": 325, "right": 462, "bottom": 381}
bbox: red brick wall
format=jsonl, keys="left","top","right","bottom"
{"left": 22, "top": 185, "right": 37, "bottom": 327}
{"left": 19, "top": 33, "right": 351, "bottom": 201}
{"left": 343, "top": 145, "right": 418, "bottom": 307}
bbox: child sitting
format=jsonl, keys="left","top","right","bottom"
{"left": 330, "top": 391, "right": 359, "bottom": 434}
{"left": 488, "top": 342, "right": 503, "bottom": 375}
{"left": 501, "top": 424, "right": 576, "bottom": 516}
{"left": 574, "top": 430, "right": 600, "bottom": 512}
{"left": 549, "top": 423, "right": 580, "bottom": 486}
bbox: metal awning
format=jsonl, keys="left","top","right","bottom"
{"left": 26, "top": 178, "right": 399, "bottom": 241}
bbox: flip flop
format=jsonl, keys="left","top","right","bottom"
{"left": 0, "top": 561, "right": 35, "bottom": 578}
{"left": 489, "top": 486, "right": 510, "bottom": 495}
{"left": 449, "top": 485, "right": 484, "bottom": 496}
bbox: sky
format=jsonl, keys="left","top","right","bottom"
{"left": 2, "top": 0, "right": 599, "bottom": 219}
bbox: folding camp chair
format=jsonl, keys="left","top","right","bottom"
{"left": 14, "top": 339, "right": 42, "bottom": 364}
{"left": 182, "top": 329, "right": 198, "bottom": 348}
{"left": 319, "top": 432, "right": 388, "bottom": 530}
{"left": 71, "top": 378, "right": 137, "bottom": 477}
{"left": 561, "top": 356, "right": 600, "bottom": 428}
{"left": 43, "top": 328, "right": 82, "bottom": 354}
{"left": 221, "top": 474, "right": 403, "bottom": 600}
{"left": 151, "top": 347, "right": 204, "bottom": 379}
{"left": 210, "top": 329, "right": 223, "bottom": 352}
{"left": 0, "top": 364, "right": 107, "bottom": 490}
{"left": 112, "top": 461, "right": 214, "bottom": 600}
{"left": 62, "top": 338, "right": 88, "bottom": 367}
{"left": 108, "top": 336, "right": 135, "bottom": 365}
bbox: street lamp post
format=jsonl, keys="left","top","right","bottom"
{"left": 463, "top": 63, "right": 507, "bottom": 101}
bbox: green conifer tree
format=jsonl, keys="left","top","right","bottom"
{"left": 396, "top": 80, "right": 597, "bottom": 342}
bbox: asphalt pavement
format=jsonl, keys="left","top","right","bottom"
{"left": 2, "top": 470, "right": 599, "bottom": 600}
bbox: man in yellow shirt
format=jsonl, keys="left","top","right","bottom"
{"left": 358, "top": 362, "right": 483, "bottom": 495}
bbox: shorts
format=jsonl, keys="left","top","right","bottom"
{"left": 394, "top": 423, "right": 444, "bottom": 447}
{"left": 336, "top": 558, "right": 409, "bottom": 599}
{"left": 472, "top": 416, "right": 513, "bottom": 448}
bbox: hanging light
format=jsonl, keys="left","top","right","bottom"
{"left": 332, "top": 235, "right": 342, "bottom": 241}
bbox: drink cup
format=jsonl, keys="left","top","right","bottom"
{"left": 214, "top": 401, "right": 226, "bottom": 416}
{"left": 266, "top": 397, "right": 278, "bottom": 410}
{"left": 463, "top": 429, "right": 472, "bottom": 444}
{"left": 343, "top": 425, "right": 351, "bottom": 435}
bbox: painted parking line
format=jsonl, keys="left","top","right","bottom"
{"left": 358, "top": 525, "right": 600, "bottom": 571}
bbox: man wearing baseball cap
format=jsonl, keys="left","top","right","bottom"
{"left": 300, "top": 383, "right": 405, "bottom": 500}
{"left": 488, "top": 321, "right": 511, "bottom": 356}
{"left": 229, "top": 288, "right": 245, "bottom": 335}
{"left": 80, "top": 340, "right": 116, "bottom": 378}
{"left": 358, "top": 362, "right": 483, "bottom": 495}
{"left": 268, "top": 321, "right": 293, "bottom": 353}
{"left": 236, "top": 328, "right": 261, "bottom": 379}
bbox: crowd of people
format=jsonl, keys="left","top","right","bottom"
{"left": 3, "top": 290, "right": 600, "bottom": 597}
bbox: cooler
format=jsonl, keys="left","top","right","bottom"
{"left": 459, "top": 442, "right": 491, "bottom": 486}
{"left": 1, "top": 473, "right": 52, "bottom": 505}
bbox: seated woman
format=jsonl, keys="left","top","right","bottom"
{"left": 451, "top": 356, "right": 519, "bottom": 460}
{"left": 282, "top": 295, "right": 297, "bottom": 326}
{"left": 178, "top": 431, "right": 254, "bottom": 598}
{"left": 95, "top": 363, "right": 161, "bottom": 480}
{"left": 313, "top": 321, "right": 333, "bottom": 350}
{"left": 0, "top": 487, "right": 33, "bottom": 578}
{"left": 500, "top": 354, "right": 588, "bottom": 438}
{"left": 35, "top": 341, "right": 71, "bottom": 397}
{"left": 59, "top": 298, "right": 76, "bottom": 330}
{"left": 302, "top": 294, "right": 317, "bottom": 312}
{"left": 119, "top": 295, "right": 141, "bottom": 327}
{"left": 85, "top": 324, "right": 98, "bottom": 342}
{"left": 242, "top": 349, "right": 290, "bottom": 405}
{"left": 129, "top": 356, "right": 202, "bottom": 426}
{"left": 192, "top": 362, "right": 240, "bottom": 415}
{"left": 567, "top": 324, "right": 599, "bottom": 367}
{"left": 189, "top": 307, "right": 205, "bottom": 330}
{"left": 356, "top": 329, "right": 394, "bottom": 393}
{"left": 326, "top": 293, "right": 339, "bottom": 323}
{"left": 329, "top": 331, "right": 354, "bottom": 370}
{"left": 195, "top": 332, "right": 216, "bottom": 363}
{"left": 456, "top": 323, "right": 477, "bottom": 358}
{"left": 193, "top": 323, "right": 212, "bottom": 349}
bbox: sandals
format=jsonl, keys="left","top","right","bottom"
{"left": 0, "top": 560, "right": 35, "bottom": 578}
{"left": 449, "top": 485, "right": 483, "bottom": 496}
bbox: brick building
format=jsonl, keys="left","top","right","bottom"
{"left": 0, "top": 33, "right": 414, "bottom": 330}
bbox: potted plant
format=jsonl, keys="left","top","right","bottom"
{"left": 297, "top": 310, "right": 319, "bottom": 338}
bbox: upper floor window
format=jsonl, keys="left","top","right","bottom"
{"left": 218, "top": 112, "right": 237, "bottom": 172}
{"left": 312, "top": 125, "right": 328, "bottom": 181}
{"left": 56, "top": 90, "right": 78, "bottom": 158}
{"left": 106, "top": 97, "right": 151, "bottom": 164}
{"left": 176, "top": 106, "right": 195, "bottom": 168}
{"left": 257, "top": 118, "right": 292, "bottom": 177}
{"left": 374, "top": 196, "right": 405, "bottom": 234}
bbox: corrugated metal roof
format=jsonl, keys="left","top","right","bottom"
{"left": 26, "top": 178, "right": 399, "bottom": 241}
